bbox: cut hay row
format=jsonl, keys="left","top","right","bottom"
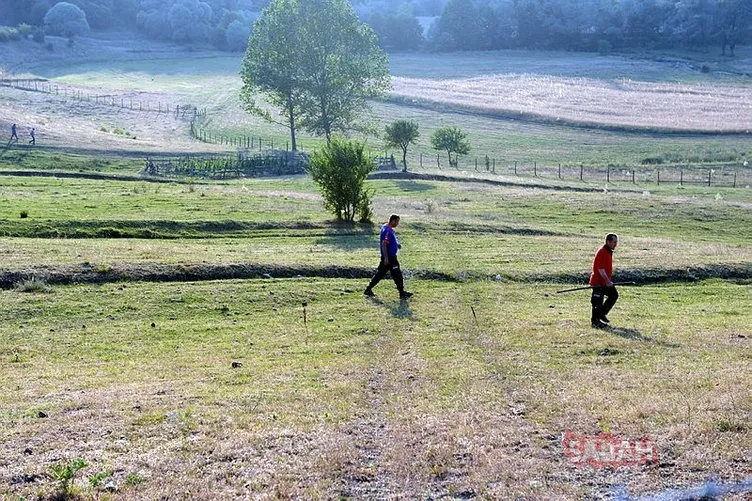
{"left": 391, "top": 75, "right": 752, "bottom": 133}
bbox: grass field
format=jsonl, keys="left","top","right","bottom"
{"left": 3, "top": 40, "right": 751, "bottom": 166}
{"left": 1, "top": 37, "right": 751, "bottom": 499}
{"left": 0, "top": 170, "right": 750, "bottom": 498}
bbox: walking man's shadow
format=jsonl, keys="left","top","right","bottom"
{"left": 365, "top": 295, "right": 413, "bottom": 319}
{"left": 603, "top": 325, "right": 679, "bottom": 348}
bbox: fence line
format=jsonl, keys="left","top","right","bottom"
{"left": 3, "top": 76, "right": 749, "bottom": 188}
{"left": 0, "top": 77, "right": 207, "bottom": 120}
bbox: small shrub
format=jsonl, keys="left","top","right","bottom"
{"left": 88, "top": 470, "right": 113, "bottom": 488}
{"left": 50, "top": 457, "right": 88, "bottom": 496}
{"left": 425, "top": 199, "right": 437, "bottom": 214}
{"left": 306, "top": 136, "right": 375, "bottom": 222}
{"left": 19, "top": 210, "right": 28, "bottom": 218}
{"left": 14, "top": 278, "right": 52, "bottom": 293}
{"left": 125, "top": 473, "right": 143, "bottom": 485}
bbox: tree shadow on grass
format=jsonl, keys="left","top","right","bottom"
{"left": 394, "top": 180, "right": 435, "bottom": 192}
{"left": 606, "top": 325, "right": 680, "bottom": 348}
{"left": 365, "top": 295, "right": 414, "bottom": 319}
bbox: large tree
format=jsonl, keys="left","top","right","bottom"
{"left": 241, "top": 0, "right": 390, "bottom": 148}
{"left": 240, "top": 0, "right": 305, "bottom": 150}
{"left": 297, "top": 0, "right": 390, "bottom": 141}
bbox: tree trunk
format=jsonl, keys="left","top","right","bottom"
{"left": 402, "top": 146, "right": 408, "bottom": 172}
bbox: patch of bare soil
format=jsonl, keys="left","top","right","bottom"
{"left": 0, "top": 86, "right": 224, "bottom": 154}
{"left": 1, "top": 262, "right": 750, "bottom": 290}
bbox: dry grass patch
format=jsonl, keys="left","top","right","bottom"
{"left": 392, "top": 75, "right": 752, "bottom": 132}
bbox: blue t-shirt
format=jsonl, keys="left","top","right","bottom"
{"left": 380, "top": 224, "right": 399, "bottom": 258}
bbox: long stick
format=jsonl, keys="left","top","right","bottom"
{"left": 556, "top": 282, "right": 637, "bottom": 294}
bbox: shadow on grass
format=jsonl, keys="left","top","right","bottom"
{"left": 365, "top": 295, "right": 414, "bottom": 319}
{"left": 606, "top": 325, "right": 680, "bottom": 348}
{"left": 394, "top": 180, "right": 435, "bottom": 192}
{"left": 315, "top": 231, "right": 376, "bottom": 251}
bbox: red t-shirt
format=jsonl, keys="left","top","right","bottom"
{"left": 589, "top": 245, "right": 613, "bottom": 286}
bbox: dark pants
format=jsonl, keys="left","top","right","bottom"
{"left": 366, "top": 256, "right": 404, "bottom": 294}
{"left": 591, "top": 286, "right": 618, "bottom": 322}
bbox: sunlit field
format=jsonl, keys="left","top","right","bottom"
{"left": 3, "top": 40, "right": 750, "bottom": 166}
{"left": 0, "top": 171, "right": 750, "bottom": 498}
{"left": 1, "top": 36, "right": 751, "bottom": 499}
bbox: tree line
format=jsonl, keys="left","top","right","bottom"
{"left": 2, "top": 0, "right": 749, "bottom": 54}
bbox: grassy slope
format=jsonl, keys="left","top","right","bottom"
{"left": 27, "top": 50, "right": 752, "bottom": 167}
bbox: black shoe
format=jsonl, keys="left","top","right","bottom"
{"left": 599, "top": 315, "right": 610, "bottom": 324}
{"left": 591, "top": 319, "right": 607, "bottom": 329}
{"left": 363, "top": 289, "right": 375, "bottom": 297}
{"left": 400, "top": 291, "right": 414, "bottom": 299}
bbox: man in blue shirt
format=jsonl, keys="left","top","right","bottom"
{"left": 364, "top": 214, "right": 413, "bottom": 300}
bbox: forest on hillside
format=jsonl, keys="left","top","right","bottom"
{"left": 1, "top": 0, "right": 750, "bottom": 54}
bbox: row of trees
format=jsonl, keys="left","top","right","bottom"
{"left": 2, "top": 0, "right": 749, "bottom": 53}
{"left": 385, "top": 121, "right": 470, "bottom": 171}
{"left": 423, "top": 0, "right": 752, "bottom": 55}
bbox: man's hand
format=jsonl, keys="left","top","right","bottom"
{"left": 397, "top": 244, "right": 402, "bottom": 250}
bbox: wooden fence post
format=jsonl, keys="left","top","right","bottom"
{"left": 534, "top": 161, "right": 537, "bottom": 177}
{"left": 657, "top": 169, "right": 660, "bottom": 185}
{"left": 680, "top": 168, "right": 683, "bottom": 185}
{"left": 733, "top": 171, "right": 737, "bottom": 188}
{"left": 607, "top": 166, "right": 610, "bottom": 183}
{"left": 632, "top": 170, "right": 635, "bottom": 184}
{"left": 708, "top": 169, "right": 711, "bottom": 186}
{"left": 558, "top": 163, "right": 561, "bottom": 179}
{"left": 580, "top": 164, "right": 583, "bottom": 181}
{"left": 514, "top": 161, "right": 517, "bottom": 175}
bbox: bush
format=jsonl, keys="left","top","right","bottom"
{"left": 306, "top": 137, "right": 375, "bottom": 222}
{"left": 44, "top": 2, "right": 90, "bottom": 37}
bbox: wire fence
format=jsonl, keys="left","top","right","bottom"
{"left": 415, "top": 157, "right": 751, "bottom": 188}
{"left": 0, "top": 77, "right": 207, "bottom": 119}
{"left": 3, "top": 75, "right": 750, "bottom": 187}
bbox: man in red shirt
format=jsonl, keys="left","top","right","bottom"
{"left": 589, "top": 234, "right": 618, "bottom": 328}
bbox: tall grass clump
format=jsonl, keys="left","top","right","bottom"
{"left": 14, "top": 277, "right": 53, "bottom": 293}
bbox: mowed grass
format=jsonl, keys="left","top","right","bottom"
{"left": 0, "top": 277, "right": 749, "bottom": 498}
{"left": 26, "top": 49, "right": 752, "bottom": 166}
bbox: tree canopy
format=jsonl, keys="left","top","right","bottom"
{"left": 44, "top": 2, "right": 90, "bottom": 37}
{"left": 431, "top": 125, "right": 470, "bottom": 168}
{"left": 241, "top": 0, "right": 390, "bottom": 147}
{"left": 385, "top": 120, "right": 420, "bottom": 172}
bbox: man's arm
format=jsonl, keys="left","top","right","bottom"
{"left": 381, "top": 238, "right": 389, "bottom": 264}
{"left": 598, "top": 268, "right": 612, "bottom": 286}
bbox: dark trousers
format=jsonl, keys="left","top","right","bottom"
{"left": 366, "top": 256, "right": 404, "bottom": 293}
{"left": 591, "top": 286, "right": 618, "bottom": 322}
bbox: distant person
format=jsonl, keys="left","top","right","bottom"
{"left": 29, "top": 127, "right": 35, "bottom": 145}
{"left": 10, "top": 123, "right": 18, "bottom": 141}
{"left": 590, "top": 233, "right": 619, "bottom": 328}
{"left": 364, "top": 214, "right": 413, "bottom": 301}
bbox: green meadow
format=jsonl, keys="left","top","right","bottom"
{"left": 0, "top": 169, "right": 750, "bottom": 498}
{"left": 0, "top": 44, "right": 750, "bottom": 498}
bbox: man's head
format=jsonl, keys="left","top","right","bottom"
{"left": 388, "top": 214, "right": 400, "bottom": 228}
{"left": 605, "top": 233, "right": 618, "bottom": 250}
